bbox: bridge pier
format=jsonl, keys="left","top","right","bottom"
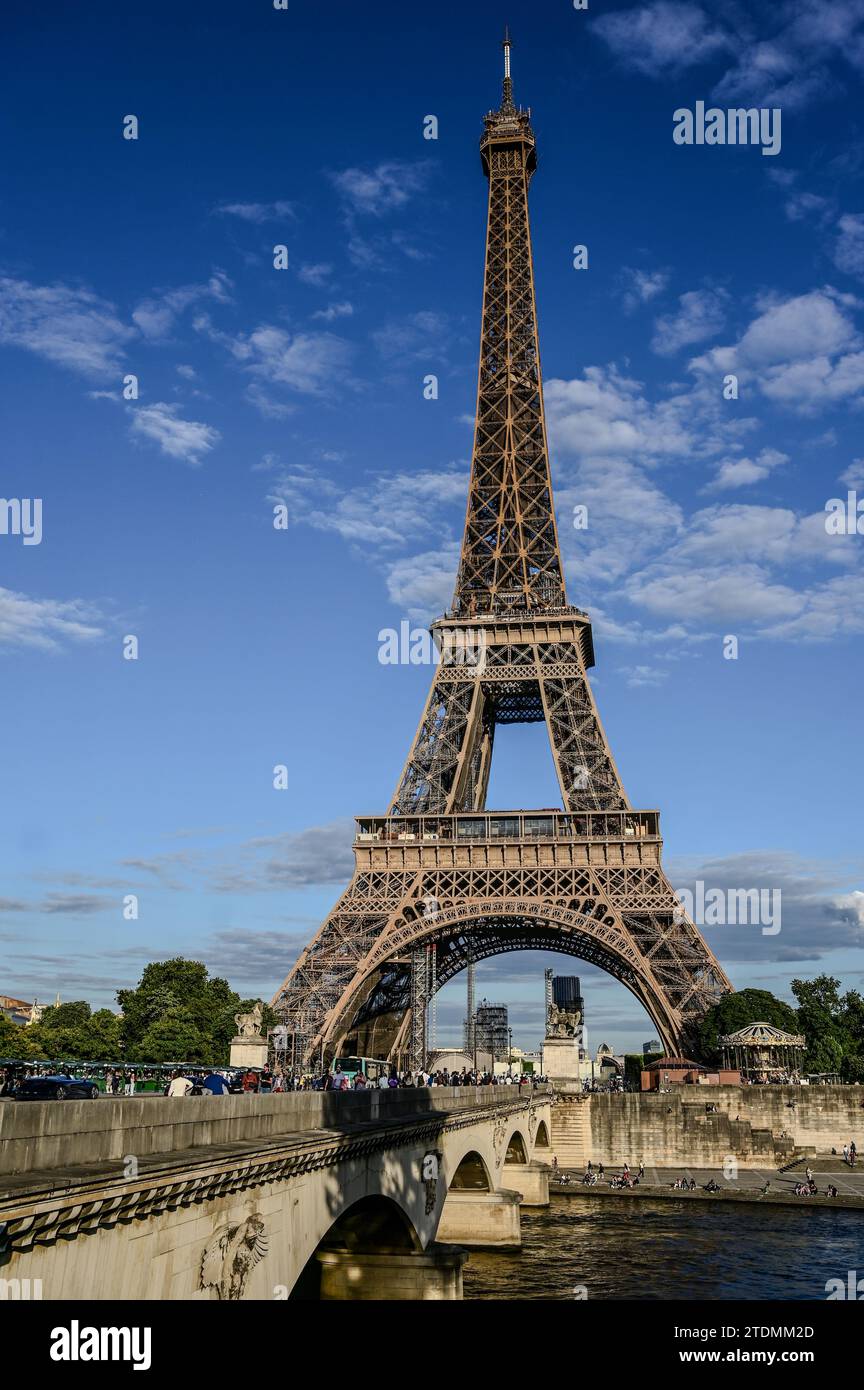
{"left": 437, "top": 1188, "right": 522, "bottom": 1248}
{"left": 317, "top": 1244, "right": 467, "bottom": 1300}
{"left": 504, "top": 1159, "right": 550, "bottom": 1207}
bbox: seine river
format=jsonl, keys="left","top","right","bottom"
{"left": 462, "top": 1196, "right": 861, "bottom": 1300}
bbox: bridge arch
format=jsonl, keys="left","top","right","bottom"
{"left": 534, "top": 1120, "right": 550, "bottom": 1150}
{"left": 449, "top": 1150, "right": 493, "bottom": 1192}
{"left": 291, "top": 1194, "right": 422, "bottom": 1299}
{"left": 504, "top": 1131, "right": 528, "bottom": 1165}
{"left": 326, "top": 902, "right": 685, "bottom": 1059}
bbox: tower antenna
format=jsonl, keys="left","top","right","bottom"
{"left": 501, "top": 24, "right": 514, "bottom": 110}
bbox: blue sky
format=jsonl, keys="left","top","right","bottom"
{"left": 1, "top": 0, "right": 863, "bottom": 1055}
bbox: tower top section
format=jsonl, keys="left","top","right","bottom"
{"left": 481, "top": 25, "right": 536, "bottom": 178}
{"left": 452, "top": 32, "right": 566, "bottom": 617}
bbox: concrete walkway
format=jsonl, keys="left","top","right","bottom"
{"left": 552, "top": 1162, "right": 864, "bottom": 1210}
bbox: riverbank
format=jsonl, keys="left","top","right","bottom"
{"left": 553, "top": 1182, "right": 864, "bottom": 1212}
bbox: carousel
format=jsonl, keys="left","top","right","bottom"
{"left": 718, "top": 1021, "right": 805, "bottom": 1082}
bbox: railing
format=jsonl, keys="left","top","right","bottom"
{"left": 442, "top": 603, "right": 587, "bottom": 622}
{"left": 355, "top": 810, "right": 660, "bottom": 844}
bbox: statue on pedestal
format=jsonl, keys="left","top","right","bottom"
{"left": 546, "top": 1003, "right": 582, "bottom": 1039}
{"left": 229, "top": 1002, "right": 268, "bottom": 1070}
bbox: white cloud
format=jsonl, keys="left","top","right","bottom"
{"left": 213, "top": 201, "right": 296, "bottom": 223}
{"left": 311, "top": 301, "right": 354, "bottom": 322}
{"left": 329, "top": 160, "right": 432, "bottom": 217}
{"left": 834, "top": 212, "right": 864, "bottom": 279}
{"left": 651, "top": 288, "right": 728, "bottom": 355}
{"left": 128, "top": 402, "right": 221, "bottom": 465}
{"left": 270, "top": 464, "right": 466, "bottom": 549}
{"left": 0, "top": 275, "right": 134, "bottom": 378}
{"left": 0, "top": 587, "right": 106, "bottom": 651}
{"left": 619, "top": 664, "right": 669, "bottom": 687}
{"left": 545, "top": 364, "right": 721, "bottom": 461}
{"left": 594, "top": 1, "right": 864, "bottom": 112}
{"left": 385, "top": 543, "right": 461, "bottom": 619}
{"left": 297, "top": 263, "right": 333, "bottom": 287}
{"left": 840, "top": 457, "right": 864, "bottom": 487}
{"left": 371, "top": 311, "right": 449, "bottom": 359}
{"left": 618, "top": 267, "right": 670, "bottom": 313}
{"left": 689, "top": 287, "right": 864, "bottom": 411}
{"left": 834, "top": 890, "right": 864, "bottom": 927}
{"left": 557, "top": 457, "right": 683, "bottom": 588}
{"left": 196, "top": 316, "right": 353, "bottom": 403}
{"left": 785, "top": 191, "right": 831, "bottom": 223}
{"left": 627, "top": 564, "right": 804, "bottom": 624}
{"left": 706, "top": 447, "right": 789, "bottom": 491}
{"left": 592, "top": 1, "right": 734, "bottom": 77}
{"left": 132, "top": 272, "right": 231, "bottom": 340}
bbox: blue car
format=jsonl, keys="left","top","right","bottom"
{"left": 13, "top": 1073, "right": 99, "bottom": 1101}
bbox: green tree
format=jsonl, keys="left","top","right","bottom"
{"left": 0, "top": 1013, "right": 32, "bottom": 1059}
{"left": 791, "top": 975, "right": 846, "bottom": 1074}
{"left": 695, "top": 988, "right": 800, "bottom": 1064}
{"left": 137, "top": 1007, "right": 211, "bottom": 1065}
{"left": 116, "top": 958, "right": 274, "bottom": 1066}
{"left": 26, "top": 1001, "right": 121, "bottom": 1062}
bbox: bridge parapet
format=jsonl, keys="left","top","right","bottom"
{"left": 0, "top": 1085, "right": 550, "bottom": 1178}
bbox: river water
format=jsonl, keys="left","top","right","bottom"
{"left": 462, "top": 1195, "right": 862, "bottom": 1300}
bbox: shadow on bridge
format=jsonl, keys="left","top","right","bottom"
{"left": 285, "top": 1086, "right": 545, "bottom": 1300}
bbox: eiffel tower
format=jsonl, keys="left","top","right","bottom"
{"left": 272, "top": 31, "right": 732, "bottom": 1069}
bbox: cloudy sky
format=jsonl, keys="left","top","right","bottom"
{"left": 1, "top": 0, "right": 863, "bottom": 1054}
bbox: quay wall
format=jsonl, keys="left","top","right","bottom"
{"left": 551, "top": 1086, "right": 864, "bottom": 1170}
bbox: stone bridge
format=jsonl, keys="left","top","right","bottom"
{"left": 0, "top": 1087, "right": 552, "bottom": 1300}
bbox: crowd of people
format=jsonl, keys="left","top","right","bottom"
{"left": 321, "top": 1066, "right": 546, "bottom": 1091}
{"left": 1, "top": 1060, "right": 551, "bottom": 1098}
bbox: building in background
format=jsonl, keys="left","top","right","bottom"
{"left": 0, "top": 994, "right": 47, "bottom": 1026}
{"left": 474, "top": 999, "right": 509, "bottom": 1063}
{"left": 463, "top": 960, "right": 476, "bottom": 1056}
{"left": 553, "top": 975, "right": 584, "bottom": 1020}
{"left": 643, "top": 1039, "right": 663, "bottom": 1059}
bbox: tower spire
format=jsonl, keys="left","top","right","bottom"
{"left": 501, "top": 24, "right": 515, "bottom": 112}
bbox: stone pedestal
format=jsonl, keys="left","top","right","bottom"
{"left": 228, "top": 1037, "right": 268, "bottom": 1069}
{"left": 503, "top": 1160, "right": 550, "bottom": 1207}
{"left": 542, "top": 1036, "right": 583, "bottom": 1081}
{"left": 436, "top": 1189, "right": 522, "bottom": 1248}
{"left": 317, "top": 1244, "right": 467, "bottom": 1300}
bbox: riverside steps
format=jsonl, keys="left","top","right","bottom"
{"left": 550, "top": 1085, "right": 864, "bottom": 1171}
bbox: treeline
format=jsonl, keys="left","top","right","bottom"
{"left": 0, "top": 959, "right": 276, "bottom": 1065}
{"left": 695, "top": 977, "right": 864, "bottom": 1081}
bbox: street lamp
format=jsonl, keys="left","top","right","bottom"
{"left": 508, "top": 1027, "right": 513, "bottom": 1077}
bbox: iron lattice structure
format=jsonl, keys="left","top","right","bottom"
{"left": 272, "top": 34, "right": 733, "bottom": 1069}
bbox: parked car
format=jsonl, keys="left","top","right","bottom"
{"left": 13, "top": 1073, "right": 100, "bottom": 1101}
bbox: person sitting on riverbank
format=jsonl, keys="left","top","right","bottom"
{"left": 704, "top": 1179, "right": 721, "bottom": 1193}
{"left": 825, "top": 1184, "right": 838, "bottom": 1197}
